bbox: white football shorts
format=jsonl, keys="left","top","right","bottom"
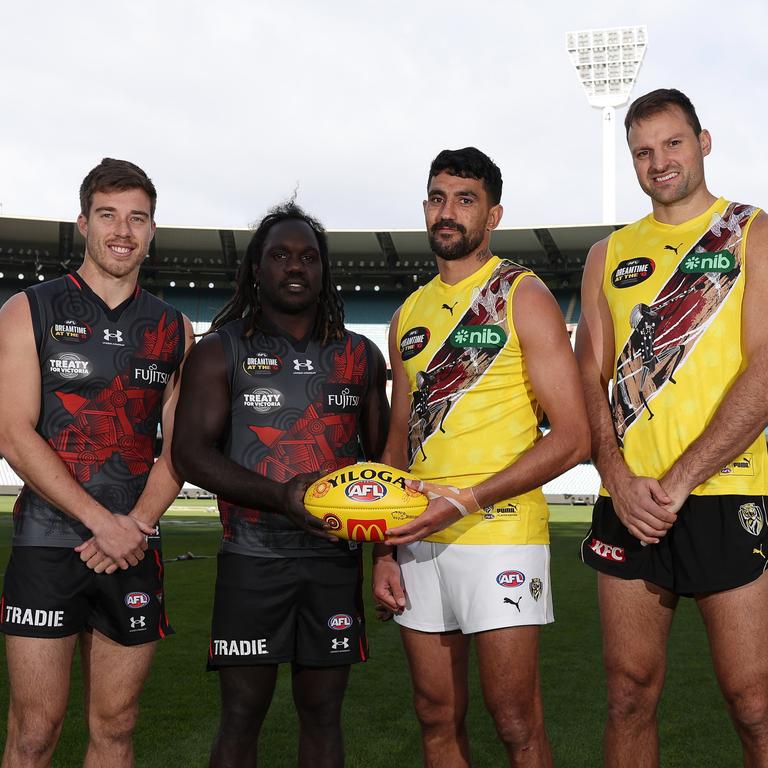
{"left": 393, "top": 541, "right": 554, "bottom": 634}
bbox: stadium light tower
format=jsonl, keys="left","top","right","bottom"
{"left": 566, "top": 25, "right": 647, "bottom": 224}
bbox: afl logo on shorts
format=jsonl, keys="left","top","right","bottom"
{"left": 345, "top": 481, "right": 387, "bottom": 502}
{"left": 124, "top": 592, "right": 150, "bottom": 609}
{"left": 328, "top": 614, "right": 353, "bottom": 631}
{"left": 611, "top": 258, "right": 655, "bottom": 289}
{"left": 496, "top": 570, "right": 526, "bottom": 587}
{"left": 400, "top": 326, "right": 430, "bottom": 361}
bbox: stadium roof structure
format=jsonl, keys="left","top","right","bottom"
{"left": 0, "top": 215, "right": 620, "bottom": 294}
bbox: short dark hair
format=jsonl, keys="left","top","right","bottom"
{"left": 79, "top": 158, "right": 157, "bottom": 219}
{"left": 211, "top": 202, "right": 345, "bottom": 345}
{"left": 428, "top": 147, "right": 503, "bottom": 206}
{"left": 624, "top": 88, "right": 702, "bottom": 138}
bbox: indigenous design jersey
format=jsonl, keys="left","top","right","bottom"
{"left": 397, "top": 256, "right": 548, "bottom": 545}
{"left": 13, "top": 274, "right": 185, "bottom": 547}
{"left": 602, "top": 197, "right": 767, "bottom": 495}
{"left": 217, "top": 319, "right": 373, "bottom": 557}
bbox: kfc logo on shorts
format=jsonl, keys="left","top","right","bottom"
{"left": 328, "top": 614, "right": 353, "bottom": 631}
{"left": 496, "top": 570, "right": 526, "bottom": 588}
{"left": 589, "top": 538, "right": 626, "bottom": 562}
{"left": 124, "top": 592, "right": 150, "bottom": 609}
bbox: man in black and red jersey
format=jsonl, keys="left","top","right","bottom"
{"left": 172, "top": 202, "right": 389, "bottom": 768}
{"left": 0, "top": 158, "right": 194, "bottom": 767}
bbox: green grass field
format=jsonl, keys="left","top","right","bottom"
{"left": 0, "top": 501, "right": 741, "bottom": 766}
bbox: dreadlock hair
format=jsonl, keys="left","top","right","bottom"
{"left": 210, "top": 202, "right": 346, "bottom": 344}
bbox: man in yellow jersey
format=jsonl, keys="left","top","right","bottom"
{"left": 373, "top": 147, "right": 589, "bottom": 767}
{"left": 577, "top": 88, "right": 768, "bottom": 766}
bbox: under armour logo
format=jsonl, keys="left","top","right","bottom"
{"left": 331, "top": 637, "right": 349, "bottom": 650}
{"left": 130, "top": 616, "right": 146, "bottom": 629}
{"left": 441, "top": 302, "right": 458, "bottom": 316}
{"left": 664, "top": 242, "right": 683, "bottom": 255}
{"left": 503, "top": 597, "right": 522, "bottom": 612}
{"left": 293, "top": 359, "right": 314, "bottom": 372}
{"left": 103, "top": 329, "right": 123, "bottom": 343}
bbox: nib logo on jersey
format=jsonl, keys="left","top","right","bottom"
{"left": 130, "top": 358, "right": 175, "bottom": 389}
{"left": 48, "top": 352, "right": 90, "bottom": 380}
{"left": 243, "top": 387, "right": 283, "bottom": 413}
{"left": 242, "top": 353, "right": 282, "bottom": 376}
{"left": 681, "top": 250, "right": 735, "bottom": 274}
{"left": 325, "top": 384, "right": 362, "bottom": 413}
{"left": 50, "top": 319, "right": 91, "bottom": 344}
{"left": 450, "top": 325, "right": 507, "bottom": 349}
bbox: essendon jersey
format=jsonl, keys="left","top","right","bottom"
{"left": 12, "top": 273, "right": 185, "bottom": 547}
{"left": 601, "top": 198, "right": 767, "bottom": 495}
{"left": 216, "top": 318, "right": 374, "bottom": 557}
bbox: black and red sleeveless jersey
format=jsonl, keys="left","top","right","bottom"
{"left": 12, "top": 273, "right": 185, "bottom": 548}
{"left": 216, "top": 318, "right": 374, "bottom": 557}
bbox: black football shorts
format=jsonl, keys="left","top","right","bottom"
{"left": 1, "top": 545, "right": 172, "bottom": 645}
{"left": 581, "top": 494, "right": 768, "bottom": 595}
{"left": 207, "top": 552, "right": 367, "bottom": 668}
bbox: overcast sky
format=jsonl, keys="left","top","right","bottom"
{"left": 2, "top": 0, "right": 766, "bottom": 233}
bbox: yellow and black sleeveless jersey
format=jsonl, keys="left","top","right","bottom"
{"left": 396, "top": 256, "right": 548, "bottom": 545}
{"left": 602, "top": 197, "right": 766, "bottom": 495}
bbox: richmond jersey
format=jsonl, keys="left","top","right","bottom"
{"left": 216, "top": 319, "right": 376, "bottom": 557}
{"left": 13, "top": 273, "right": 185, "bottom": 547}
{"left": 397, "top": 256, "right": 549, "bottom": 545}
{"left": 602, "top": 197, "right": 767, "bottom": 495}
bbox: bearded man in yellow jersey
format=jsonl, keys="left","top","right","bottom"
{"left": 577, "top": 88, "right": 768, "bottom": 766}
{"left": 372, "top": 147, "right": 589, "bottom": 767}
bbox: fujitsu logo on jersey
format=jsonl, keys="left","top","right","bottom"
{"left": 324, "top": 384, "right": 362, "bottom": 412}
{"left": 130, "top": 359, "right": 174, "bottom": 389}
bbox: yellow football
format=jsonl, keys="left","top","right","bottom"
{"left": 304, "top": 462, "right": 428, "bottom": 542}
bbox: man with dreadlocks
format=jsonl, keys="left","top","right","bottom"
{"left": 172, "top": 203, "right": 389, "bottom": 768}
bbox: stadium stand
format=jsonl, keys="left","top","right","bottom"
{"left": 0, "top": 214, "right": 614, "bottom": 500}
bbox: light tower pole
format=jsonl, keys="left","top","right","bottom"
{"left": 566, "top": 25, "right": 647, "bottom": 224}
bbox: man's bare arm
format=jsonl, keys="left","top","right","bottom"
{"left": 575, "top": 239, "right": 674, "bottom": 543}
{"left": 0, "top": 294, "right": 152, "bottom": 568}
{"left": 384, "top": 277, "right": 591, "bottom": 545}
{"left": 662, "top": 212, "right": 768, "bottom": 505}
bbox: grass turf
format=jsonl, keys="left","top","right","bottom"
{"left": 0, "top": 503, "right": 741, "bottom": 766}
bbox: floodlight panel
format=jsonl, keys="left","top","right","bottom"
{"left": 566, "top": 25, "right": 647, "bottom": 107}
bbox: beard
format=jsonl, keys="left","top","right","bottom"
{"left": 428, "top": 222, "right": 484, "bottom": 261}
